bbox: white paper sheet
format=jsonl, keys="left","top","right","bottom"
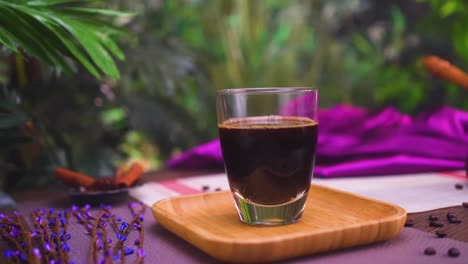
{"left": 130, "top": 172, "right": 467, "bottom": 213}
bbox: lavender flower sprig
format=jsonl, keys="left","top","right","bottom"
{"left": 1, "top": 202, "right": 147, "bottom": 264}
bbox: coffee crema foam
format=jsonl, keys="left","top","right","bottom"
{"left": 219, "top": 116, "right": 318, "bottom": 129}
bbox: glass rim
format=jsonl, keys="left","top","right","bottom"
{"left": 216, "top": 87, "right": 318, "bottom": 95}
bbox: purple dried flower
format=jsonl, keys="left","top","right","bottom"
{"left": 35, "top": 216, "right": 43, "bottom": 225}
{"left": 60, "top": 218, "right": 66, "bottom": 226}
{"left": 45, "top": 243, "right": 52, "bottom": 251}
{"left": 139, "top": 214, "right": 144, "bottom": 222}
{"left": 71, "top": 205, "right": 79, "bottom": 211}
{"left": 137, "top": 248, "right": 146, "bottom": 258}
{"left": 65, "top": 234, "right": 71, "bottom": 240}
{"left": 20, "top": 253, "right": 26, "bottom": 261}
{"left": 49, "top": 208, "right": 55, "bottom": 214}
{"left": 128, "top": 202, "right": 136, "bottom": 209}
{"left": 124, "top": 247, "right": 134, "bottom": 255}
{"left": 84, "top": 204, "right": 91, "bottom": 211}
{"left": 113, "top": 253, "right": 120, "bottom": 260}
{"left": 13, "top": 211, "right": 20, "bottom": 216}
{"left": 31, "top": 231, "right": 38, "bottom": 238}
{"left": 48, "top": 220, "right": 56, "bottom": 226}
{"left": 107, "top": 238, "right": 112, "bottom": 244}
{"left": 116, "top": 217, "right": 122, "bottom": 222}
{"left": 33, "top": 248, "right": 41, "bottom": 259}
{"left": 86, "top": 212, "right": 92, "bottom": 219}
{"left": 0, "top": 213, "right": 6, "bottom": 219}
{"left": 57, "top": 212, "right": 62, "bottom": 217}
{"left": 61, "top": 243, "right": 71, "bottom": 252}
{"left": 134, "top": 238, "right": 140, "bottom": 245}
{"left": 117, "top": 234, "right": 127, "bottom": 242}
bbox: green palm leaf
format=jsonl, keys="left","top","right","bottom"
{"left": 0, "top": 0, "right": 131, "bottom": 79}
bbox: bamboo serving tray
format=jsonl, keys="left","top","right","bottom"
{"left": 152, "top": 184, "right": 406, "bottom": 263}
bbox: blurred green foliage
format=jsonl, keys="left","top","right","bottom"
{"left": 148, "top": 0, "right": 468, "bottom": 112}
{"left": 1, "top": 0, "right": 468, "bottom": 190}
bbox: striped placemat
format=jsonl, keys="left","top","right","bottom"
{"left": 130, "top": 171, "right": 467, "bottom": 213}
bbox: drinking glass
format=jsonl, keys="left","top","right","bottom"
{"left": 216, "top": 87, "right": 319, "bottom": 226}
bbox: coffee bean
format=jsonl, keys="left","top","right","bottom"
{"left": 463, "top": 202, "right": 468, "bottom": 208}
{"left": 214, "top": 187, "right": 221, "bottom": 191}
{"left": 448, "top": 218, "right": 461, "bottom": 224}
{"left": 446, "top": 212, "right": 456, "bottom": 219}
{"left": 455, "top": 183, "right": 464, "bottom": 190}
{"left": 201, "top": 185, "right": 210, "bottom": 191}
{"left": 424, "top": 247, "right": 436, "bottom": 255}
{"left": 429, "top": 221, "right": 444, "bottom": 227}
{"left": 404, "top": 221, "right": 414, "bottom": 227}
{"left": 435, "top": 231, "right": 447, "bottom": 238}
{"left": 448, "top": 248, "right": 460, "bottom": 257}
{"left": 428, "top": 215, "right": 439, "bottom": 221}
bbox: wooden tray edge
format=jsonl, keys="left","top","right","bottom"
{"left": 152, "top": 186, "right": 407, "bottom": 262}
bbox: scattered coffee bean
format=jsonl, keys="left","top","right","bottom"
{"left": 446, "top": 212, "right": 456, "bottom": 220}
{"left": 462, "top": 202, "right": 468, "bottom": 208}
{"left": 448, "top": 247, "right": 460, "bottom": 257}
{"left": 435, "top": 231, "right": 447, "bottom": 238}
{"left": 201, "top": 185, "right": 210, "bottom": 191}
{"left": 428, "top": 215, "right": 439, "bottom": 221}
{"left": 404, "top": 221, "right": 414, "bottom": 227}
{"left": 448, "top": 218, "right": 461, "bottom": 224}
{"left": 429, "top": 221, "right": 444, "bottom": 228}
{"left": 424, "top": 247, "right": 436, "bottom": 256}
{"left": 214, "top": 187, "right": 221, "bottom": 191}
{"left": 455, "top": 183, "right": 464, "bottom": 190}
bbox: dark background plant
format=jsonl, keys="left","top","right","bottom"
{"left": 0, "top": 0, "right": 129, "bottom": 189}
{"left": 1, "top": 0, "right": 467, "bottom": 191}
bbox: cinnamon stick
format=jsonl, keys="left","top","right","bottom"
{"left": 116, "top": 163, "right": 144, "bottom": 188}
{"left": 422, "top": 55, "right": 468, "bottom": 89}
{"left": 115, "top": 164, "right": 128, "bottom": 182}
{"left": 55, "top": 167, "right": 96, "bottom": 188}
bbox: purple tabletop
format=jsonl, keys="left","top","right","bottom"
{"left": 1, "top": 198, "right": 465, "bottom": 264}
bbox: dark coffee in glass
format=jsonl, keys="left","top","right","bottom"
{"left": 219, "top": 116, "right": 318, "bottom": 205}
{"left": 216, "top": 88, "right": 319, "bottom": 226}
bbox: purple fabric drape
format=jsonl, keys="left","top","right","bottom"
{"left": 166, "top": 105, "right": 468, "bottom": 177}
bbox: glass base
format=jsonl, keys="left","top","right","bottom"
{"left": 232, "top": 192, "right": 308, "bottom": 226}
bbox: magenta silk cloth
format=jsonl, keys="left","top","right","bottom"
{"left": 166, "top": 105, "right": 468, "bottom": 177}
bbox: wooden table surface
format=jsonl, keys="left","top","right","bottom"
{"left": 9, "top": 169, "right": 468, "bottom": 243}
